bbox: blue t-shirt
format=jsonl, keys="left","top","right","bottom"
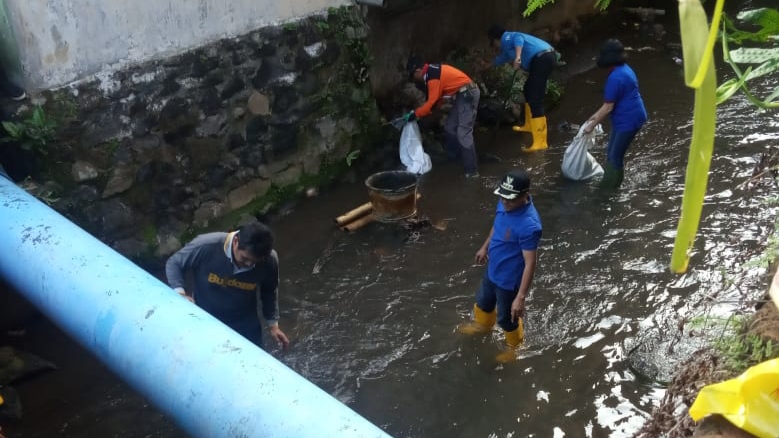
{"left": 604, "top": 64, "right": 647, "bottom": 131}
{"left": 487, "top": 198, "right": 542, "bottom": 291}
{"left": 494, "top": 31, "right": 553, "bottom": 71}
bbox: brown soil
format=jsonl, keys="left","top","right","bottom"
{"left": 633, "top": 301, "right": 779, "bottom": 438}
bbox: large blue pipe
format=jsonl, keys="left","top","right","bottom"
{"left": 0, "top": 174, "right": 391, "bottom": 438}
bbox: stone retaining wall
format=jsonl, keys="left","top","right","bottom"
{"left": 6, "top": 6, "right": 378, "bottom": 262}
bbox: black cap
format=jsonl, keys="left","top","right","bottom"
{"left": 487, "top": 24, "right": 506, "bottom": 43}
{"left": 406, "top": 55, "right": 424, "bottom": 81}
{"left": 494, "top": 169, "right": 530, "bottom": 199}
{"left": 596, "top": 39, "right": 626, "bottom": 68}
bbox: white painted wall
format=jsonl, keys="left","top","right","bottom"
{"left": 3, "top": 0, "right": 350, "bottom": 89}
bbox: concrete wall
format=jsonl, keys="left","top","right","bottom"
{"left": 2, "top": 0, "right": 349, "bottom": 89}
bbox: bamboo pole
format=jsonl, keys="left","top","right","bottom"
{"left": 336, "top": 193, "right": 423, "bottom": 231}
{"left": 341, "top": 214, "right": 375, "bottom": 232}
{"left": 334, "top": 202, "right": 372, "bottom": 226}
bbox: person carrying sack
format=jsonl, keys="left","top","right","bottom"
{"left": 583, "top": 39, "right": 647, "bottom": 189}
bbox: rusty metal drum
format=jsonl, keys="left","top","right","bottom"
{"left": 364, "top": 170, "right": 418, "bottom": 222}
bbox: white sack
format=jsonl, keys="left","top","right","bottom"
{"left": 399, "top": 121, "right": 432, "bottom": 175}
{"left": 561, "top": 123, "right": 604, "bottom": 181}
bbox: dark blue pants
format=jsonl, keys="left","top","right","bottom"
{"left": 475, "top": 274, "right": 519, "bottom": 331}
{"left": 224, "top": 317, "right": 265, "bottom": 349}
{"left": 606, "top": 128, "right": 640, "bottom": 170}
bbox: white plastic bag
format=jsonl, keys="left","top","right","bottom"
{"left": 561, "top": 123, "right": 604, "bottom": 180}
{"left": 399, "top": 121, "right": 432, "bottom": 175}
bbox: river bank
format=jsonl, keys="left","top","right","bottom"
{"left": 3, "top": 5, "right": 779, "bottom": 438}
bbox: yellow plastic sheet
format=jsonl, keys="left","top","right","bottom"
{"left": 689, "top": 358, "right": 779, "bottom": 438}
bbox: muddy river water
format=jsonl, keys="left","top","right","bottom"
{"left": 3, "top": 22, "right": 778, "bottom": 438}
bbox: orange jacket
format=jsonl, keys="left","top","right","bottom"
{"left": 413, "top": 64, "right": 473, "bottom": 118}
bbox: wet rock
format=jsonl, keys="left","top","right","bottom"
{"left": 158, "top": 97, "right": 199, "bottom": 136}
{"left": 271, "top": 163, "right": 302, "bottom": 187}
{"left": 247, "top": 92, "right": 271, "bottom": 115}
{"left": 160, "top": 76, "right": 181, "bottom": 96}
{"left": 227, "top": 178, "right": 271, "bottom": 211}
{"left": 303, "top": 41, "right": 325, "bottom": 58}
{"left": 241, "top": 146, "right": 265, "bottom": 168}
{"left": 185, "top": 138, "right": 224, "bottom": 173}
{"left": 252, "top": 59, "right": 278, "bottom": 89}
{"left": 80, "top": 113, "right": 127, "bottom": 148}
{"left": 319, "top": 41, "right": 341, "bottom": 65}
{"left": 295, "top": 47, "right": 314, "bottom": 72}
{"left": 296, "top": 72, "right": 319, "bottom": 97}
{"left": 135, "top": 161, "right": 176, "bottom": 185}
{"left": 154, "top": 234, "right": 182, "bottom": 258}
{"left": 693, "top": 414, "right": 755, "bottom": 438}
{"left": 232, "top": 107, "right": 246, "bottom": 120}
{"left": 72, "top": 161, "right": 99, "bottom": 182}
{"left": 245, "top": 116, "right": 269, "bottom": 143}
{"left": 625, "top": 319, "right": 709, "bottom": 385}
{"left": 112, "top": 238, "right": 148, "bottom": 258}
{"left": 69, "top": 184, "right": 100, "bottom": 205}
{"left": 258, "top": 44, "right": 277, "bottom": 57}
{"left": 193, "top": 201, "right": 227, "bottom": 227}
{"left": 199, "top": 88, "right": 222, "bottom": 116}
{"left": 272, "top": 86, "right": 299, "bottom": 113}
{"left": 130, "top": 135, "right": 162, "bottom": 157}
{"left": 191, "top": 54, "right": 220, "bottom": 78}
{"left": 102, "top": 164, "right": 138, "bottom": 198}
{"left": 220, "top": 77, "right": 245, "bottom": 100}
{"left": 316, "top": 116, "right": 337, "bottom": 139}
{"left": 228, "top": 132, "right": 246, "bottom": 149}
{"left": 197, "top": 114, "right": 226, "bottom": 137}
{"left": 99, "top": 199, "right": 136, "bottom": 238}
{"left": 270, "top": 124, "right": 299, "bottom": 156}
{"left": 302, "top": 148, "right": 322, "bottom": 175}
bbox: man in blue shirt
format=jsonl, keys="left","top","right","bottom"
{"left": 584, "top": 39, "right": 647, "bottom": 188}
{"left": 487, "top": 25, "right": 556, "bottom": 153}
{"left": 458, "top": 169, "right": 542, "bottom": 363}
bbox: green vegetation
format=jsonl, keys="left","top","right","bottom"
{"left": 141, "top": 223, "right": 158, "bottom": 248}
{"left": 18, "top": 177, "right": 59, "bottom": 206}
{"left": 670, "top": 0, "right": 720, "bottom": 273}
{"left": 346, "top": 149, "right": 360, "bottom": 166}
{"left": 1, "top": 106, "right": 58, "bottom": 154}
{"left": 717, "top": 8, "right": 779, "bottom": 108}
{"left": 671, "top": 2, "right": 779, "bottom": 273}
{"left": 690, "top": 315, "right": 779, "bottom": 373}
{"left": 523, "top": 0, "right": 611, "bottom": 17}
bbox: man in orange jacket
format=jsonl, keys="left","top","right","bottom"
{"left": 404, "top": 56, "right": 480, "bottom": 178}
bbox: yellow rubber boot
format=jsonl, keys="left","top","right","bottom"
{"left": 495, "top": 320, "right": 525, "bottom": 363}
{"left": 457, "top": 304, "right": 496, "bottom": 334}
{"left": 522, "top": 116, "right": 548, "bottom": 152}
{"left": 511, "top": 103, "right": 533, "bottom": 133}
